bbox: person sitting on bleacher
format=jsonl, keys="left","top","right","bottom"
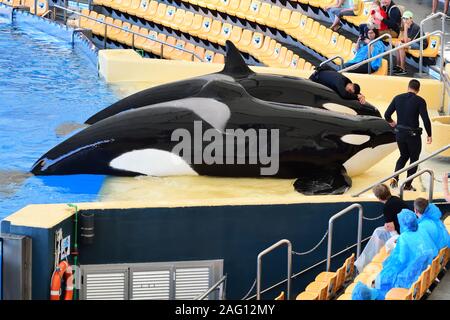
{"left": 351, "top": 281, "right": 383, "bottom": 300}
{"left": 353, "top": 210, "right": 438, "bottom": 299}
{"left": 414, "top": 197, "right": 450, "bottom": 250}
{"left": 358, "top": 1, "right": 388, "bottom": 41}
{"left": 393, "top": 11, "right": 427, "bottom": 76}
{"left": 326, "top": 0, "right": 362, "bottom": 32}
{"left": 343, "top": 27, "right": 385, "bottom": 74}
{"left": 359, "top": 0, "right": 401, "bottom": 41}
{"left": 309, "top": 65, "right": 366, "bottom": 104}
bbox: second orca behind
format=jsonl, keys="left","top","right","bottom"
{"left": 33, "top": 80, "right": 395, "bottom": 195}
{"left": 85, "top": 41, "right": 381, "bottom": 125}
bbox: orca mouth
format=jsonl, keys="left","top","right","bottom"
{"left": 31, "top": 158, "right": 47, "bottom": 175}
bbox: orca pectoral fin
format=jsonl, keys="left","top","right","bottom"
{"left": 293, "top": 166, "right": 352, "bottom": 195}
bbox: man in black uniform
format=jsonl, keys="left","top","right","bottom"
{"left": 384, "top": 79, "right": 432, "bottom": 191}
{"left": 309, "top": 65, "right": 366, "bottom": 104}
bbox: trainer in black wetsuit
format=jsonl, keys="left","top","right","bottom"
{"left": 309, "top": 65, "right": 365, "bottom": 103}
{"left": 384, "top": 79, "right": 432, "bottom": 190}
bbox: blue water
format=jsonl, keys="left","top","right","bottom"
{"left": 0, "top": 19, "right": 118, "bottom": 219}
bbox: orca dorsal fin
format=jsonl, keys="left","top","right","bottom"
{"left": 221, "top": 41, "right": 254, "bottom": 78}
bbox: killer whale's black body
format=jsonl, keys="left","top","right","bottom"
{"left": 85, "top": 41, "right": 380, "bottom": 125}
{"left": 32, "top": 80, "right": 395, "bottom": 195}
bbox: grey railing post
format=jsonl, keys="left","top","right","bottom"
{"left": 326, "top": 204, "right": 363, "bottom": 272}
{"left": 319, "top": 55, "right": 344, "bottom": 70}
{"left": 257, "top": 239, "right": 292, "bottom": 300}
{"left": 399, "top": 169, "right": 434, "bottom": 202}
{"left": 419, "top": 12, "right": 446, "bottom": 75}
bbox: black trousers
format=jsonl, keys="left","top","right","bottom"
{"left": 343, "top": 62, "right": 375, "bottom": 74}
{"left": 394, "top": 132, "right": 422, "bottom": 187}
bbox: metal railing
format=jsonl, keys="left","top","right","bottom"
{"left": 399, "top": 169, "right": 434, "bottom": 202}
{"left": 367, "top": 33, "right": 393, "bottom": 75}
{"left": 340, "top": 31, "right": 444, "bottom": 81}
{"left": 326, "top": 204, "right": 363, "bottom": 271}
{"left": 256, "top": 239, "right": 292, "bottom": 300}
{"left": 419, "top": 12, "right": 446, "bottom": 75}
{"left": 442, "top": 70, "right": 450, "bottom": 115}
{"left": 319, "top": 55, "right": 344, "bottom": 70}
{"left": 195, "top": 275, "right": 227, "bottom": 300}
{"left": 352, "top": 144, "right": 450, "bottom": 197}
{"left": 51, "top": 4, "right": 204, "bottom": 61}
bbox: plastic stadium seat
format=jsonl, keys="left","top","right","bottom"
{"left": 134, "top": 0, "right": 150, "bottom": 16}
{"left": 79, "top": 9, "right": 90, "bottom": 28}
{"left": 266, "top": 5, "right": 281, "bottom": 28}
{"left": 362, "top": 262, "right": 383, "bottom": 275}
{"left": 372, "top": 59, "right": 389, "bottom": 75}
{"left": 217, "top": 23, "right": 233, "bottom": 45}
{"left": 408, "top": 35, "right": 441, "bottom": 58}
{"left": 290, "top": 54, "right": 299, "bottom": 69}
{"left": 343, "top": 1, "right": 370, "bottom": 26}
{"left": 115, "top": 0, "right": 132, "bottom": 11}
{"left": 274, "top": 291, "right": 285, "bottom": 300}
{"left": 127, "top": 0, "right": 140, "bottom": 14}
{"left": 207, "top": 20, "right": 223, "bottom": 43}
{"left": 153, "top": 3, "right": 167, "bottom": 24}
{"left": 187, "top": 14, "right": 204, "bottom": 36}
{"left": 278, "top": 8, "right": 292, "bottom": 28}
{"left": 229, "top": 26, "right": 243, "bottom": 45}
{"left": 179, "top": 11, "right": 194, "bottom": 33}
{"left": 3, "top": 0, "right": 20, "bottom": 7}
{"left": 298, "top": 21, "right": 320, "bottom": 43}
{"left": 304, "top": 281, "right": 328, "bottom": 300}
{"left": 316, "top": 265, "right": 346, "bottom": 293}
{"left": 196, "top": 17, "right": 213, "bottom": 40}
{"left": 169, "top": 9, "right": 186, "bottom": 30}
{"left": 344, "top": 253, "right": 355, "bottom": 282}
{"left": 143, "top": 1, "right": 158, "bottom": 21}
{"left": 161, "top": 36, "right": 177, "bottom": 59}
{"left": 353, "top": 272, "right": 376, "bottom": 286}
{"left": 216, "top": 0, "right": 231, "bottom": 12}
{"left": 255, "top": 2, "right": 271, "bottom": 25}
{"left": 164, "top": 6, "right": 177, "bottom": 27}
{"left": 386, "top": 277, "right": 420, "bottom": 300}
{"left": 106, "top": 19, "right": 122, "bottom": 42}
{"left": 205, "top": 0, "right": 221, "bottom": 10}
{"left": 129, "top": 25, "right": 141, "bottom": 47}
{"left": 296, "top": 291, "right": 319, "bottom": 300}
{"left": 284, "top": 11, "right": 302, "bottom": 34}
{"left": 204, "top": 50, "right": 217, "bottom": 63}
{"left": 322, "top": 34, "right": 345, "bottom": 58}
{"left": 337, "top": 293, "right": 352, "bottom": 300}
{"left": 168, "top": 39, "right": 186, "bottom": 60}
{"left": 117, "top": 22, "right": 133, "bottom": 46}
{"left": 304, "top": 61, "right": 313, "bottom": 70}
{"left": 280, "top": 49, "right": 294, "bottom": 68}
{"left": 194, "top": 46, "right": 205, "bottom": 62}
{"left": 142, "top": 31, "right": 163, "bottom": 55}
{"left": 319, "top": 0, "right": 334, "bottom": 9}
{"left": 246, "top": 0, "right": 262, "bottom": 22}
{"left": 226, "top": 0, "right": 241, "bottom": 16}
{"left": 419, "top": 265, "right": 432, "bottom": 298}
{"left": 92, "top": 14, "right": 106, "bottom": 36}
{"left": 372, "top": 247, "right": 389, "bottom": 263}
{"left": 85, "top": 11, "right": 98, "bottom": 31}
{"left": 309, "top": 27, "right": 331, "bottom": 52}
{"left": 251, "top": 32, "right": 264, "bottom": 51}
{"left": 252, "top": 37, "right": 274, "bottom": 60}
{"left": 344, "top": 282, "right": 357, "bottom": 294}
{"left": 213, "top": 53, "right": 225, "bottom": 64}
{"left": 236, "top": 0, "right": 251, "bottom": 19}
{"left": 238, "top": 29, "right": 253, "bottom": 51}
{"left": 134, "top": 27, "right": 149, "bottom": 49}
{"left": 296, "top": 58, "right": 306, "bottom": 70}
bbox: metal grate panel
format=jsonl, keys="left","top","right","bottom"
{"left": 85, "top": 272, "right": 126, "bottom": 300}
{"left": 131, "top": 270, "right": 171, "bottom": 300}
{"left": 175, "top": 267, "right": 210, "bottom": 300}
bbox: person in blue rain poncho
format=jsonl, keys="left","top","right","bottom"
{"left": 352, "top": 281, "right": 383, "bottom": 300}
{"left": 414, "top": 198, "right": 450, "bottom": 250}
{"left": 343, "top": 27, "right": 385, "bottom": 74}
{"left": 352, "top": 210, "right": 438, "bottom": 299}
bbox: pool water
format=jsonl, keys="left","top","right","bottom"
{"left": 0, "top": 18, "right": 118, "bottom": 219}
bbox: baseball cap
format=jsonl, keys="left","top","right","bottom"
{"left": 402, "top": 11, "right": 414, "bottom": 19}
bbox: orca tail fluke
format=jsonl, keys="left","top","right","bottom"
{"left": 221, "top": 41, "right": 254, "bottom": 78}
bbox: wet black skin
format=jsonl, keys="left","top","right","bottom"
{"left": 32, "top": 80, "right": 394, "bottom": 196}
{"left": 85, "top": 41, "right": 381, "bottom": 125}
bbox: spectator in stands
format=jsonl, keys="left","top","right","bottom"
{"left": 309, "top": 65, "right": 366, "bottom": 104}
{"left": 354, "top": 184, "right": 409, "bottom": 273}
{"left": 379, "top": 0, "right": 402, "bottom": 38}
{"left": 431, "top": 0, "right": 449, "bottom": 17}
{"left": 344, "top": 27, "right": 385, "bottom": 74}
{"left": 355, "top": 210, "right": 438, "bottom": 299}
{"left": 444, "top": 172, "right": 450, "bottom": 202}
{"left": 393, "top": 11, "right": 427, "bottom": 76}
{"left": 359, "top": 0, "right": 388, "bottom": 41}
{"left": 325, "top": 0, "right": 362, "bottom": 32}
{"left": 385, "top": 79, "right": 432, "bottom": 191}
{"left": 414, "top": 197, "right": 450, "bottom": 249}
{"left": 352, "top": 281, "right": 383, "bottom": 300}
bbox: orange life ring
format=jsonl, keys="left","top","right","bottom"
{"left": 50, "top": 260, "right": 74, "bottom": 300}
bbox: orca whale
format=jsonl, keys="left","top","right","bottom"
{"left": 32, "top": 80, "right": 395, "bottom": 195}
{"left": 85, "top": 41, "right": 381, "bottom": 125}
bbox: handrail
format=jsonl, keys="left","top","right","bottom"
{"left": 256, "top": 239, "right": 292, "bottom": 300}
{"left": 319, "top": 55, "right": 344, "bottom": 70}
{"left": 399, "top": 169, "right": 434, "bottom": 202}
{"left": 419, "top": 12, "right": 446, "bottom": 75}
{"left": 367, "top": 33, "right": 393, "bottom": 75}
{"left": 442, "top": 70, "right": 450, "bottom": 115}
{"left": 340, "top": 31, "right": 444, "bottom": 79}
{"left": 195, "top": 275, "right": 227, "bottom": 300}
{"left": 352, "top": 144, "right": 450, "bottom": 197}
{"left": 51, "top": 4, "right": 205, "bottom": 61}
{"left": 326, "top": 204, "right": 363, "bottom": 271}
{"left": 245, "top": 235, "right": 372, "bottom": 300}
{"left": 41, "top": 9, "right": 54, "bottom": 19}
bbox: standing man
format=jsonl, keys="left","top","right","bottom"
{"left": 384, "top": 79, "right": 432, "bottom": 191}
{"left": 431, "top": 0, "right": 449, "bottom": 16}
